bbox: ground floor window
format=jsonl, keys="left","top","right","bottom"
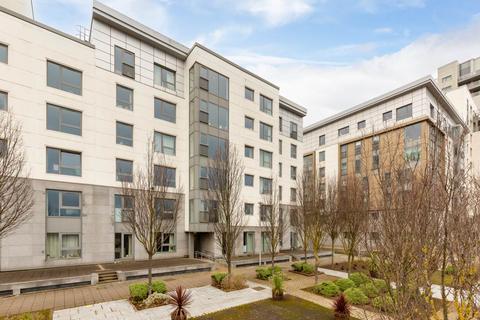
{"left": 155, "top": 233, "right": 176, "bottom": 253}
{"left": 46, "top": 233, "right": 81, "bottom": 259}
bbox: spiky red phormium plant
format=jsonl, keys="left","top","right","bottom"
{"left": 333, "top": 293, "right": 351, "bottom": 319}
{"left": 169, "top": 286, "right": 193, "bottom": 320}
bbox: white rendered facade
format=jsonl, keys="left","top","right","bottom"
{"left": 0, "top": 1, "right": 306, "bottom": 270}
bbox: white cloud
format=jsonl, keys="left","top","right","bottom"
{"left": 359, "top": 0, "right": 426, "bottom": 13}
{"left": 193, "top": 25, "right": 254, "bottom": 47}
{"left": 238, "top": 0, "right": 314, "bottom": 26}
{"left": 374, "top": 27, "right": 393, "bottom": 34}
{"left": 225, "top": 15, "right": 480, "bottom": 126}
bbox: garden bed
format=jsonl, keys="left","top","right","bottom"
{"left": 191, "top": 295, "right": 360, "bottom": 320}
{"left": 288, "top": 270, "right": 316, "bottom": 277}
{"left": 211, "top": 272, "right": 248, "bottom": 292}
{"left": 0, "top": 309, "right": 52, "bottom": 320}
{"left": 128, "top": 280, "right": 170, "bottom": 311}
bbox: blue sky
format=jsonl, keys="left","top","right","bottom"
{"left": 33, "top": 0, "right": 480, "bottom": 125}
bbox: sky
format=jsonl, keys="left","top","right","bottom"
{"left": 33, "top": 0, "right": 480, "bottom": 126}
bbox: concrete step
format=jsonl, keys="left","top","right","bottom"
{"left": 98, "top": 271, "right": 118, "bottom": 283}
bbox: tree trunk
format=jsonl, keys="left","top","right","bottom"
{"left": 304, "top": 245, "right": 307, "bottom": 262}
{"left": 314, "top": 256, "right": 319, "bottom": 284}
{"left": 271, "top": 248, "right": 275, "bottom": 270}
{"left": 331, "top": 238, "right": 335, "bottom": 267}
{"left": 227, "top": 252, "right": 232, "bottom": 275}
{"left": 148, "top": 254, "right": 153, "bottom": 295}
{"left": 441, "top": 210, "right": 449, "bottom": 320}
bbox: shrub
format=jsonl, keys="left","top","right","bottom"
{"left": 169, "top": 286, "right": 192, "bottom": 320}
{"left": 445, "top": 265, "right": 456, "bottom": 275}
{"left": 221, "top": 274, "right": 247, "bottom": 291}
{"left": 301, "top": 263, "right": 315, "bottom": 274}
{"left": 333, "top": 294, "right": 351, "bottom": 319}
{"left": 144, "top": 292, "right": 170, "bottom": 307}
{"left": 313, "top": 281, "right": 340, "bottom": 297}
{"left": 360, "top": 282, "right": 379, "bottom": 298}
{"left": 368, "top": 258, "right": 379, "bottom": 278}
{"left": 334, "top": 278, "right": 356, "bottom": 292}
{"left": 129, "top": 283, "right": 148, "bottom": 302}
{"left": 211, "top": 272, "right": 228, "bottom": 288}
{"left": 292, "top": 262, "right": 304, "bottom": 272}
{"left": 344, "top": 288, "right": 369, "bottom": 305}
{"left": 151, "top": 280, "right": 167, "bottom": 294}
{"left": 372, "top": 279, "right": 387, "bottom": 293}
{"left": 372, "top": 295, "right": 394, "bottom": 312}
{"left": 348, "top": 272, "right": 370, "bottom": 287}
{"left": 256, "top": 266, "right": 281, "bottom": 280}
{"left": 272, "top": 273, "right": 284, "bottom": 299}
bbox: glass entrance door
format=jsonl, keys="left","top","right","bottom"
{"left": 115, "top": 233, "right": 133, "bottom": 259}
{"left": 123, "top": 234, "right": 132, "bottom": 258}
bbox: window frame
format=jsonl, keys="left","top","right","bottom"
{"left": 290, "top": 144, "right": 297, "bottom": 159}
{"left": 116, "top": 84, "right": 134, "bottom": 110}
{"left": 46, "top": 232, "right": 82, "bottom": 259}
{"left": 155, "top": 232, "right": 176, "bottom": 253}
{"left": 244, "top": 116, "right": 254, "bottom": 130}
{"left": 46, "top": 103, "right": 82, "bottom": 136}
{"left": 116, "top": 158, "right": 133, "bottom": 182}
{"left": 338, "top": 126, "right": 349, "bottom": 137}
{"left": 260, "top": 95, "right": 273, "bottom": 115}
{"left": 154, "top": 165, "right": 176, "bottom": 188}
{"left": 47, "top": 60, "right": 83, "bottom": 95}
{"left": 244, "top": 145, "right": 254, "bottom": 158}
{"left": 357, "top": 120, "right": 366, "bottom": 130}
{"left": 114, "top": 46, "right": 135, "bottom": 79}
{"left": 244, "top": 203, "right": 254, "bottom": 215}
{"left": 290, "top": 166, "right": 297, "bottom": 180}
{"left": 116, "top": 121, "right": 133, "bottom": 147}
{"left": 260, "top": 149, "right": 273, "bottom": 168}
{"left": 0, "top": 43, "right": 7, "bottom": 64}
{"left": 154, "top": 97, "right": 176, "bottom": 123}
{"left": 154, "top": 131, "right": 176, "bottom": 155}
{"left": 396, "top": 104, "right": 413, "bottom": 121}
{"left": 46, "top": 147, "right": 82, "bottom": 176}
{"left": 319, "top": 135, "right": 325, "bottom": 146}
{"left": 245, "top": 87, "right": 254, "bottom": 101}
{"left": 46, "top": 189, "right": 82, "bottom": 217}
{"left": 383, "top": 110, "right": 392, "bottom": 122}
{"left": 155, "top": 64, "right": 176, "bottom": 91}
{"left": 0, "top": 91, "right": 8, "bottom": 111}
{"left": 114, "top": 194, "right": 133, "bottom": 223}
{"left": 244, "top": 174, "right": 254, "bottom": 187}
{"left": 259, "top": 122, "right": 273, "bottom": 142}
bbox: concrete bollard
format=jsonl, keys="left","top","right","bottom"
{"left": 91, "top": 273, "right": 99, "bottom": 285}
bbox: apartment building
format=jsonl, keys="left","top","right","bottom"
{"left": 303, "top": 76, "right": 469, "bottom": 201}
{"left": 0, "top": 1, "right": 306, "bottom": 271}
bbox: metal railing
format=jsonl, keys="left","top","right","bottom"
{"left": 194, "top": 250, "right": 216, "bottom": 262}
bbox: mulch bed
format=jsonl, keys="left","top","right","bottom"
{"left": 129, "top": 298, "right": 168, "bottom": 311}
{"left": 319, "top": 260, "right": 373, "bottom": 275}
{"left": 288, "top": 270, "right": 316, "bottom": 277}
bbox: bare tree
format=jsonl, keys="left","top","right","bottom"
{"left": 293, "top": 173, "right": 313, "bottom": 261}
{"left": 122, "top": 136, "right": 183, "bottom": 294}
{"left": 0, "top": 112, "right": 33, "bottom": 239}
{"left": 207, "top": 144, "right": 245, "bottom": 275}
{"left": 260, "top": 179, "right": 287, "bottom": 270}
{"left": 322, "top": 177, "right": 340, "bottom": 267}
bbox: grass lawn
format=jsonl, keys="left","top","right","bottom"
{"left": 0, "top": 309, "right": 52, "bottom": 320}
{"left": 192, "top": 295, "right": 359, "bottom": 320}
{"left": 319, "top": 260, "right": 371, "bottom": 275}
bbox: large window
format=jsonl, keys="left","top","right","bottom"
{"left": 396, "top": 104, "right": 412, "bottom": 121}
{"left": 47, "top": 190, "right": 81, "bottom": 217}
{"left": 154, "top": 132, "right": 176, "bottom": 155}
{"left": 355, "top": 141, "right": 362, "bottom": 174}
{"left": 116, "top": 85, "right": 133, "bottom": 110}
{"left": 338, "top": 126, "right": 349, "bottom": 137}
{"left": 245, "top": 116, "right": 254, "bottom": 130}
{"left": 260, "top": 149, "right": 273, "bottom": 168}
{"left": 116, "top": 121, "right": 133, "bottom": 146}
{"left": 0, "top": 91, "right": 6, "bottom": 110}
{"left": 116, "top": 159, "right": 133, "bottom": 182}
{"left": 199, "top": 66, "right": 229, "bottom": 100}
{"left": 372, "top": 136, "right": 380, "bottom": 170}
{"left": 260, "top": 95, "right": 273, "bottom": 115}
{"left": 114, "top": 46, "right": 135, "bottom": 79}
{"left": 291, "top": 144, "right": 297, "bottom": 159}
{"left": 154, "top": 64, "right": 176, "bottom": 91}
{"left": 0, "top": 43, "right": 7, "bottom": 63}
{"left": 46, "top": 233, "right": 81, "bottom": 259}
{"left": 47, "top": 147, "right": 81, "bottom": 176}
{"left": 154, "top": 165, "right": 176, "bottom": 187}
{"left": 201, "top": 134, "right": 227, "bottom": 159}
{"left": 404, "top": 123, "right": 421, "bottom": 163}
{"left": 340, "top": 144, "right": 347, "bottom": 176}
{"left": 245, "top": 87, "right": 254, "bottom": 101}
{"left": 260, "top": 177, "right": 272, "bottom": 194}
{"left": 47, "top": 61, "right": 82, "bottom": 95}
{"left": 260, "top": 122, "right": 272, "bottom": 141}
{"left": 114, "top": 194, "right": 133, "bottom": 223}
{"left": 154, "top": 98, "right": 176, "bottom": 123}
{"left": 156, "top": 233, "right": 176, "bottom": 253}
{"left": 200, "top": 100, "right": 228, "bottom": 130}
{"left": 155, "top": 198, "right": 176, "bottom": 219}
{"left": 244, "top": 145, "right": 254, "bottom": 158}
{"left": 47, "top": 104, "right": 82, "bottom": 136}
{"left": 245, "top": 174, "right": 254, "bottom": 186}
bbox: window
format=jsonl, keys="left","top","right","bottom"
{"left": 116, "top": 159, "right": 133, "bottom": 182}
{"left": 319, "top": 151, "right": 325, "bottom": 162}
{"left": 319, "top": 135, "right": 325, "bottom": 146}
{"left": 116, "top": 85, "right": 133, "bottom": 110}
{"left": 319, "top": 167, "right": 325, "bottom": 178}
{"left": 459, "top": 61, "right": 471, "bottom": 77}
{"left": 200, "top": 100, "right": 228, "bottom": 130}
{"left": 202, "top": 134, "right": 227, "bottom": 159}
{"left": 154, "top": 64, "right": 175, "bottom": 90}
{"left": 47, "top": 104, "right": 82, "bottom": 136}
{"left": 338, "top": 126, "right": 349, "bottom": 136}
{"left": 245, "top": 203, "right": 254, "bottom": 215}
{"left": 260, "top": 95, "right": 273, "bottom": 115}
{"left": 114, "top": 194, "right": 133, "bottom": 223}
{"left": 290, "top": 144, "right": 297, "bottom": 159}
{"left": 199, "top": 166, "right": 208, "bottom": 190}
{"left": 355, "top": 141, "right": 362, "bottom": 174}
{"left": 383, "top": 111, "right": 392, "bottom": 121}
{"left": 47, "top": 190, "right": 81, "bottom": 217}
{"left": 290, "top": 188, "right": 297, "bottom": 202}
{"left": 154, "top": 165, "right": 176, "bottom": 187}
{"left": 279, "top": 162, "right": 282, "bottom": 177}
{"left": 290, "top": 122, "right": 298, "bottom": 139}
{"left": 199, "top": 66, "right": 229, "bottom": 100}
{"left": 340, "top": 144, "right": 347, "bottom": 176}
{"left": 404, "top": 123, "right": 421, "bottom": 163}
{"left": 290, "top": 166, "right": 297, "bottom": 180}
{"left": 245, "top": 87, "right": 254, "bottom": 101}
{"left": 245, "top": 174, "right": 254, "bottom": 186}
{"left": 260, "top": 122, "right": 273, "bottom": 141}
{"left": 156, "top": 233, "right": 176, "bottom": 253}
{"left": 0, "top": 91, "right": 6, "bottom": 110}
{"left": 278, "top": 186, "right": 282, "bottom": 201}
{"left": 47, "top": 148, "right": 81, "bottom": 176}
{"left": 279, "top": 140, "right": 282, "bottom": 154}
{"left": 279, "top": 117, "right": 283, "bottom": 132}
{"left": 244, "top": 145, "right": 254, "bottom": 158}
{"left": 260, "top": 150, "right": 273, "bottom": 168}
{"left": 430, "top": 104, "right": 435, "bottom": 118}
{"left": 0, "top": 43, "right": 7, "bottom": 63}
{"left": 46, "top": 233, "right": 81, "bottom": 259}
{"left": 396, "top": 104, "right": 412, "bottom": 121}
{"left": 116, "top": 122, "right": 133, "bottom": 146}
{"left": 114, "top": 46, "right": 135, "bottom": 78}
{"left": 441, "top": 75, "right": 452, "bottom": 83}
{"left": 372, "top": 136, "right": 380, "bottom": 170}
{"left": 47, "top": 61, "right": 82, "bottom": 95}
{"left": 154, "top": 98, "right": 176, "bottom": 123}
{"left": 260, "top": 177, "right": 272, "bottom": 194}
{"left": 154, "top": 132, "right": 176, "bottom": 155}
{"left": 245, "top": 116, "right": 254, "bottom": 130}
{"left": 357, "top": 120, "right": 366, "bottom": 129}
{"left": 155, "top": 198, "right": 176, "bottom": 219}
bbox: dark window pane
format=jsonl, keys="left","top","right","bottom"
{"left": 116, "top": 122, "right": 133, "bottom": 146}
{"left": 47, "top": 61, "right": 82, "bottom": 95}
{"left": 47, "top": 190, "right": 59, "bottom": 216}
{"left": 245, "top": 87, "right": 254, "bottom": 101}
{"left": 46, "top": 148, "right": 60, "bottom": 174}
{"left": 154, "top": 98, "right": 176, "bottom": 123}
{"left": 0, "top": 91, "right": 6, "bottom": 110}
{"left": 116, "top": 159, "right": 133, "bottom": 182}
{"left": 60, "top": 151, "right": 81, "bottom": 176}
{"left": 0, "top": 44, "right": 7, "bottom": 63}
{"left": 116, "top": 85, "right": 133, "bottom": 110}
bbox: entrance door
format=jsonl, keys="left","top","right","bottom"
{"left": 114, "top": 233, "right": 122, "bottom": 259}
{"left": 243, "top": 232, "right": 254, "bottom": 254}
{"left": 115, "top": 233, "right": 133, "bottom": 259}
